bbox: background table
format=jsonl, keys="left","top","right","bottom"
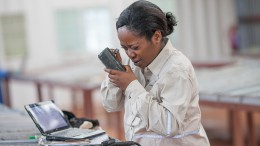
{"left": 0, "top": 104, "right": 40, "bottom": 145}
{"left": 196, "top": 57, "right": 260, "bottom": 146}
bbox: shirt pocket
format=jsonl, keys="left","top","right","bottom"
{"left": 126, "top": 114, "right": 142, "bottom": 127}
{"left": 126, "top": 114, "right": 135, "bottom": 126}
{"left": 131, "top": 116, "right": 141, "bottom": 126}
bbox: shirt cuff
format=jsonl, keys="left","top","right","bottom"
{"left": 125, "top": 80, "right": 146, "bottom": 100}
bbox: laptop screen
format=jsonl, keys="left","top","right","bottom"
{"left": 25, "top": 101, "right": 70, "bottom": 134}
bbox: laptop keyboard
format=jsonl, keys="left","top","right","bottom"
{"left": 53, "top": 128, "right": 94, "bottom": 137}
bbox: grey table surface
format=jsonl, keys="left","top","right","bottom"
{"left": 0, "top": 104, "right": 40, "bottom": 145}
{"left": 196, "top": 57, "right": 260, "bottom": 106}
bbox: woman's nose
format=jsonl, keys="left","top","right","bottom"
{"left": 126, "top": 49, "right": 136, "bottom": 58}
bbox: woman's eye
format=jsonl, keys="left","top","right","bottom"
{"left": 131, "top": 47, "right": 138, "bottom": 50}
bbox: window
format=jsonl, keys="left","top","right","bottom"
{"left": 0, "top": 15, "right": 27, "bottom": 59}
{"left": 84, "top": 9, "right": 111, "bottom": 52}
{"left": 56, "top": 8, "right": 112, "bottom": 54}
{"left": 56, "top": 10, "right": 85, "bottom": 52}
{"left": 235, "top": 0, "right": 260, "bottom": 55}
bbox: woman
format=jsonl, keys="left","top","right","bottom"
{"left": 100, "top": 0, "right": 210, "bottom": 145}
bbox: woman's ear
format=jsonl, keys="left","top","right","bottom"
{"left": 152, "top": 30, "right": 162, "bottom": 44}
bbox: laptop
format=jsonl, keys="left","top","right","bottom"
{"left": 24, "top": 100, "right": 105, "bottom": 141}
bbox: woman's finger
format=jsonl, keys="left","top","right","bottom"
{"left": 115, "top": 51, "right": 122, "bottom": 63}
{"left": 105, "top": 69, "right": 116, "bottom": 75}
{"left": 108, "top": 74, "right": 118, "bottom": 79}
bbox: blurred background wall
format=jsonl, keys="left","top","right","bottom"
{"left": 0, "top": 0, "right": 241, "bottom": 73}
{"left": 0, "top": 0, "right": 259, "bottom": 126}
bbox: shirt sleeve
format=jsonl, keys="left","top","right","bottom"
{"left": 100, "top": 75, "right": 125, "bottom": 112}
{"left": 124, "top": 69, "right": 196, "bottom": 136}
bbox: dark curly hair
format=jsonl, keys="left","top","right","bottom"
{"left": 116, "top": 0, "right": 177, "bottom": 41}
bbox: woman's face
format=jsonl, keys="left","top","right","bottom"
{"left": 117, "top": 26, "right": 162, "bottom": 69}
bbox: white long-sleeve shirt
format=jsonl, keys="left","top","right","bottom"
{"left": 101, "top": 40, "right": 210, "bottom": 146}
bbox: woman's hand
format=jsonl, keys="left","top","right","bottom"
{"left": 105, "top": 65, "right": 136, "bottom": 90}
{"left": 111, "top": 48, "right": 122, "bottom": 63}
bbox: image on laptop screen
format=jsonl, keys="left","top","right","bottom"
{"left": 28, "top": 102, "right": 68, "bottom": 132}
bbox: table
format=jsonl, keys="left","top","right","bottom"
{"left": 0, "top": 104, "right": 39, "bottom": 145}
{"left": 0, "top": 104, "right": 111, "bottom": 146}
{"left": 196, "top": 57, "right": 260, "bottom": 146}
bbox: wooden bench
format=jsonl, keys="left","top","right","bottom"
{"left": 196, "top": 57, "right": 260, "bottom": 146}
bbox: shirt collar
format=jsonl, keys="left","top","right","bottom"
{"left": 146, "top": 39, "right": 175, "bottom": 76}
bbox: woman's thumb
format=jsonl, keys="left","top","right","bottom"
{"left": 124, "top": 65, "right": 132, "bottom": 71}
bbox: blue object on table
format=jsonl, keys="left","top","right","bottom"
{"left": 0, "top": 70, "right": 8, "bottom": 103}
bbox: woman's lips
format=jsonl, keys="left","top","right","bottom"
{"left": 133, "top": 59, "right": 141, "bottom": 65}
